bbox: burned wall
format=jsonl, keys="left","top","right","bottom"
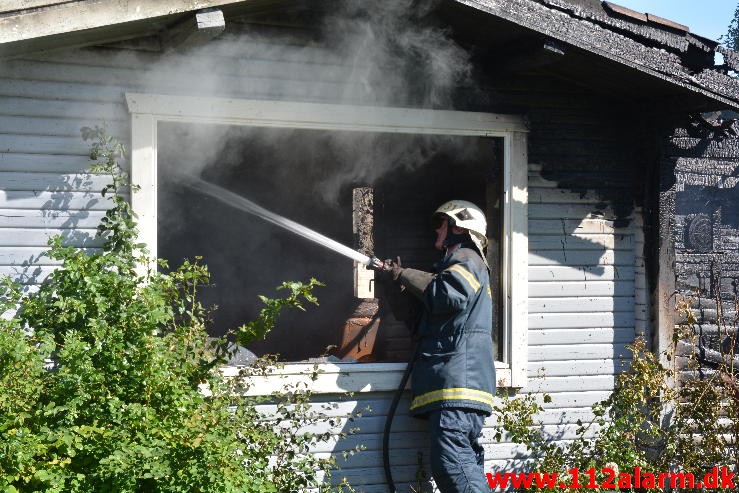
{"left": 662, "top": 120, "right": 739, "bottom": 369}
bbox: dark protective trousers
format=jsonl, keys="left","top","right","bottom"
{"left": 427, "top": 408, "right": 490, "bottom": 492}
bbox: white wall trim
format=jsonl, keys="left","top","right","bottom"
{"left": 223, "top": 361, "right": 515, "bottom": 396}
{"left": 126, "top": 93, "right": 529, "bottom": 392}
{"left": 125, "top": 93, "right": 529, "bottom": 135}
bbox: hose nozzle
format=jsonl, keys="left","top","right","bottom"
{"left": 367, "top": 257, "right": 390, "bottom": 271}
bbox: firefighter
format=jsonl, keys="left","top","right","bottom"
{"left": 382, "top": 200, "right": 495, "bottom": 493}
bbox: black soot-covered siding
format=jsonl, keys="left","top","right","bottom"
{"left": 662, "top": 124, "right": 739, "bottom": 369}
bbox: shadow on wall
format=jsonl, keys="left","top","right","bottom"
{"left": 2, "top": 170, "right": 106, "bottom": 287}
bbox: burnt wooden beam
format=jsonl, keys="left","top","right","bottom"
{"left": 337, "top": 187, "right": 380, "bottom": 361}
{"left": 160, "top": 9, "right": 225, "bottom": 53}
{"left": 353, "top": 187, "right": 376, "bottom": 299}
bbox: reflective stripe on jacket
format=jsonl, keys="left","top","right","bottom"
{"left": 408, "top": 245, "right": 495, "bottom": 417}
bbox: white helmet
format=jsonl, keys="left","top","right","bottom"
{"left": 434, "top": 200, "right": 489, "bottom": 267}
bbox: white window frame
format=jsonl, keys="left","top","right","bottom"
{"left": 125, "top": 93, "right": 528, "bottom": 390}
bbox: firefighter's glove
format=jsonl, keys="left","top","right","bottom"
{"left": 386, "top": 257, "right": 404, "bottom": 282}
{"left": 374, "top": 257, "right": 396, "bottom": 285}
{"left": 398, "top": 268, "right": 434, "bottom": 300}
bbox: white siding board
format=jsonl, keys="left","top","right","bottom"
{"left": 529, "top": 249, "right": 630, "bottom": 266}
{"left": 526, "top": 375, "right": 616, "bottom": 393}
{"left": 528, "top": 203, "right": 621, "bottom": 219}
{"left": 528, "top": 296, "right": 634, "bottom": 313}
{"left": 0, "top": 208, "right": 106, "bottom": 228}
{"left": 0, "top": 115, "right": 127, "bottom": 138}
{"left": 0, "top": 135, "right": 97, "bottom": 155}
{"left": 0, "top": 265, "right": 55, "bottom": 283}
{"left": 0, "top": 172, "right": 109, "bottom": 191}
{"left": 532, "top": 359, "right": 629, "bottom": 377}
{"left": 529, "top": 343, "right": 630, "bottom": 361}
{"left": 528, "top": 311, "right": 635, "bottom": 329}
{"left": 0, "top": 246, "right": 101, "bottom": 264}
{"left": 528, "top": 327, "right": 635, "bottom": 345}
{"left": 541, "top": 390, "right": 613, "bottom": 409}
{"left": 0, "top": 77, "right": 133, "bottom": 104}
{"left": 0, "top": 153, "right": 93, "bottom": 173}
{"left": 529, "top": 265, "right": 634, "bottom": 282}
{"left": 0, "top": 96, "right": 126, "bottom": 121}
{"left": 529, "top": 218, "right": 617, "bottom": 234}
{"left": 528, "top": 233, "right": 632, "bottom": 250}
{"left": 2, "top": 58, "right": 151, "bottom": 86}
{"left": 0, "top": 228, "right": 100, "bottom": 247}
{"left": 0, "top": 191, "right": 114, "bottom": 210}
{"left": 529, "top": 280, "right": 631, "bottom": 297}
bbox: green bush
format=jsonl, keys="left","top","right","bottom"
{"left": 0, "top": 127, "right": 357, "bottom": 492}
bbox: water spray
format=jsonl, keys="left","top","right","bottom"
{"left": 176, "top": 173, "right": 389, "bottom": 270}
{"left": 178, "top": 172, "right": 403, "bottom": 493}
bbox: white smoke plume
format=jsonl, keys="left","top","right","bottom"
{"left": 149, "top": 0, "right": 475, "bottom": 204}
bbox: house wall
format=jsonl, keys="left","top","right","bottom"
{"left": 0, "top": 27, "right": 646, "bottom": 491}
{"left": 662, "top": 126, "right": 739, "bottom": 372}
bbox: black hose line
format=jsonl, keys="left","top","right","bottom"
{"left": 383, "top": 345, "right": 419, "bottom": 493}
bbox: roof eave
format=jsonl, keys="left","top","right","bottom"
{"left": 455, "top": 0, "right": 739, "bottom": 111}
{"left": 0, "top": 0, "right": 249, "bottom": 59}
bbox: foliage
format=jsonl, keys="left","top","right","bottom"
{"left": 723, "top": 5, "right": 739, "bottom": 51}
{"left": 494, "top": 298, "right": 739, "bottom": 492}
{"left": 236, "top": 360, "right": 362, "bottom": 493}
{"left": 235, "top": 279, "right": 324, "bottom": 345}
{"left": 0, "top": 126, "right": 357, "bottom": 492}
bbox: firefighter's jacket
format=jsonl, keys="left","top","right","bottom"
{"left": 399, "top": 245, "right": 496, "bottom": 417}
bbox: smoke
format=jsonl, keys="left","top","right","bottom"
{"left": 147, "top": 0, "right": 486, "bottom": 358}
{"left": 323, "top": 0, "right": 472, "bottom": 108}
{"left": 147, "top": 0, "right": 475, "bottom": 204}
{"left": 324, "top": 0, "right": 471, "bottom": 107}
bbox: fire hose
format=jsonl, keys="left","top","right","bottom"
{"left": 368, "top": 258, "right": 420, "bottom": 493}
{"left": 382, "top": 342, "right": 419, "bottom": 493}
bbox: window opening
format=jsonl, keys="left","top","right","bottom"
{"left": 157, "top": 122, "right": 504, "bottom": 362}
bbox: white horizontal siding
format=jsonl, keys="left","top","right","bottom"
{"left": 264, "top": 389, "right": 610, "bottom": 490}
{"left": 515, "top": 163, "right": 640, "bottom": 490}
{"left": 0, "top": 40, "right": 646, "bottom": 491}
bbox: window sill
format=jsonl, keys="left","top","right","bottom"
{"left": 221, "top": 361, "right": 513, "bottom": 396}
